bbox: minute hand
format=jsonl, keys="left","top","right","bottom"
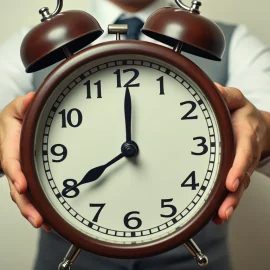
{"left": 124, "top": 87, "right": 132, "bottom": 142}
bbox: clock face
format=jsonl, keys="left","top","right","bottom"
{"left": 34, "top": 54, "right": 221, "bottom": 245}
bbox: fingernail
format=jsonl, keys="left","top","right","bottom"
{"left": 14, "top": 182, "right": 20, "bottom": 194}
{"left": 233, "top": 179, "right": 240, "bottom": 191}
{"left": 226, "top": 207, "right": 234, "bottom": 220}
{"left": 28, "top": 217, "right": 37, "bottom": 227}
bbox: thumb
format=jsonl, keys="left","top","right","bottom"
{"left": 22, "top": 92, "right": 35, "bottom": 115}
{"left": 215, "top": 82, "right": 228, "bottom": 101}
{"left": 11, "top": 92, "right": 35, "bottom": 120}
{"left": 214, "top": 83, "right": 247, "bottom": 111}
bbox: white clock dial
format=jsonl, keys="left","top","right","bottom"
{"left": 35, "top": 54, "right": 221, "bottom": 245}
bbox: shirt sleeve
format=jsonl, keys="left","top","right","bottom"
{"left": 227, "top": 24, "right": 270, "bottom": 112}
{"left": 0, "top": 27, "right": 34, "bottom": 112}
{"left": 226, "top": 24, "right": 270, "bottom": 177}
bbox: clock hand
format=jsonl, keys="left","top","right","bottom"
{"left": 63, "top": 89, "right": 139, "bottom": 197}
{"left": 64, "top": 153, "right": 124, "bottom": 194}
{"left": 63, "top": 139, "right": 140, "bottom": 197}
{"left": 122, "top": 87, "right": 140, "bottom": 157}
{"left": 80, "top": 153, "right": 124, "bottom": 185}
{"left": 124, "top": 87, "right": 132, "bottom": 142}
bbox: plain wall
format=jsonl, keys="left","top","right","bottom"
{"left": 1, "top": 1, "right": 270, "bottom": 269}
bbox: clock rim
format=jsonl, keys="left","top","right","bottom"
{"left": 20, "top": 40, "right": 234, "bottom": 259}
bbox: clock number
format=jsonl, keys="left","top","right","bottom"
{"left": 180, "top": 101, "right": 198, "bottom": 120}
{"left": 51, "top": 144, "right": 67, "bottom": 162}
{"left": 160, "top": 199, "right": 177, "bottom": 218}
{"left": 157, "top": 76, "right": 165, "bottom": 95}
{"left": 89, "top": 203, "right": 106, "bottom": 222}
{"left": 114, "top": 68, "right": 140, "bottom": 88}
{"left": 114, "top": 69, "right": 121, "bottom": 87}
{"left": 181, "top": 171, "right": 199, "bottom": 190}
{"left": 84, "top": 80, "right": 102, "bottom": 99}
{"left": 192, "top": 137, "right": 208, "bottom": 155}
{"left": 59, "top": 109, "right": 83, "bottom": 128}
{"left": 62, "top": 179, "right": 80, "bottom": 198}
{"left": 124, "top": 211, "right": 142, "bottom": 229}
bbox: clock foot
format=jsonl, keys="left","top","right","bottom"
{"left": 58, "top": 245, "right": 81, "bottom": 270}
{"left": 184, "top": 238, "right": 208, "bottom": 267}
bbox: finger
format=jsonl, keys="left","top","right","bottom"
{"left": 0, "top": 92, "right": 35, "bottom": 193}
{"left": 214, "top": 83, "right": 247, "bottom": 111}
{"left": 10, "top": 91, "right": 35, "bottom": 120}
{"left": 1, "top": 150, "right": 27, "bottom": 194}
{"left": 8, "top": 178, "right": 44, "bottom": 228}
{"left": 226, "top": 134, "right": 254, "bottom": 193}
{"left": 217, "top": 178, "right": 247, "bottom": 221}
{"left": 213, "top": 160, "right": 254, "bottom": 224}
{"left": 215, "top": 83, "right": 228, "bottom": 102}
{"left": 212, "top": 215, "right": 224, "bottom": 225}
{"left": 244, "top": 136, "right": 261, "bottom": 180}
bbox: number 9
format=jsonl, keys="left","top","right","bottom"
{"left": 51, "top": 144, "right": 68, "bottom": 162}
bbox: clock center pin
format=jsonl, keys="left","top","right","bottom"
{"left": 121, "top": 141, "right": 139, "bottom": 158}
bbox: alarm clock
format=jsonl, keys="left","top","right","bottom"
{"left": 20, "top": 0, "right": 234, "bottom": 269}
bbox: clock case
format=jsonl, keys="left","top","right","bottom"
{"left": 20, "top": 0, "right": 234, "bottom": 265}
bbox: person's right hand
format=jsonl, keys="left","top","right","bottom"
{"left": 0, "top": 92, "right": 51, "bottom": 232}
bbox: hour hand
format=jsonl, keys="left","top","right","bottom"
{"left": 124, "top": 87, "right": 132, "bottom": 142}
{"left": 63, "top": 153, "right": 124, "bottom": 197}
{"left": 80, "top": 153, "right": 124, "bottom": 185}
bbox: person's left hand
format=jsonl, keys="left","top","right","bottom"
{"left": 213, "top": 83, "right": 270, "bottom": 224}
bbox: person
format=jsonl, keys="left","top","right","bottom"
{"left": 0, "top": 0, "right": 270, "bottom": 269}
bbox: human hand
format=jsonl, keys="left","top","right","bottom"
{"left": 0, "top": 93, "right": 51, "bottom": 232}
{"left": 213, "top": 83, "right": 270, "bottom": 224}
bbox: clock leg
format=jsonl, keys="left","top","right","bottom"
{"left": 184, "top": 239, "right": 208, "bottom": 267}
{"left": 58, "top": 245, "right": 81, "bottom": 270}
